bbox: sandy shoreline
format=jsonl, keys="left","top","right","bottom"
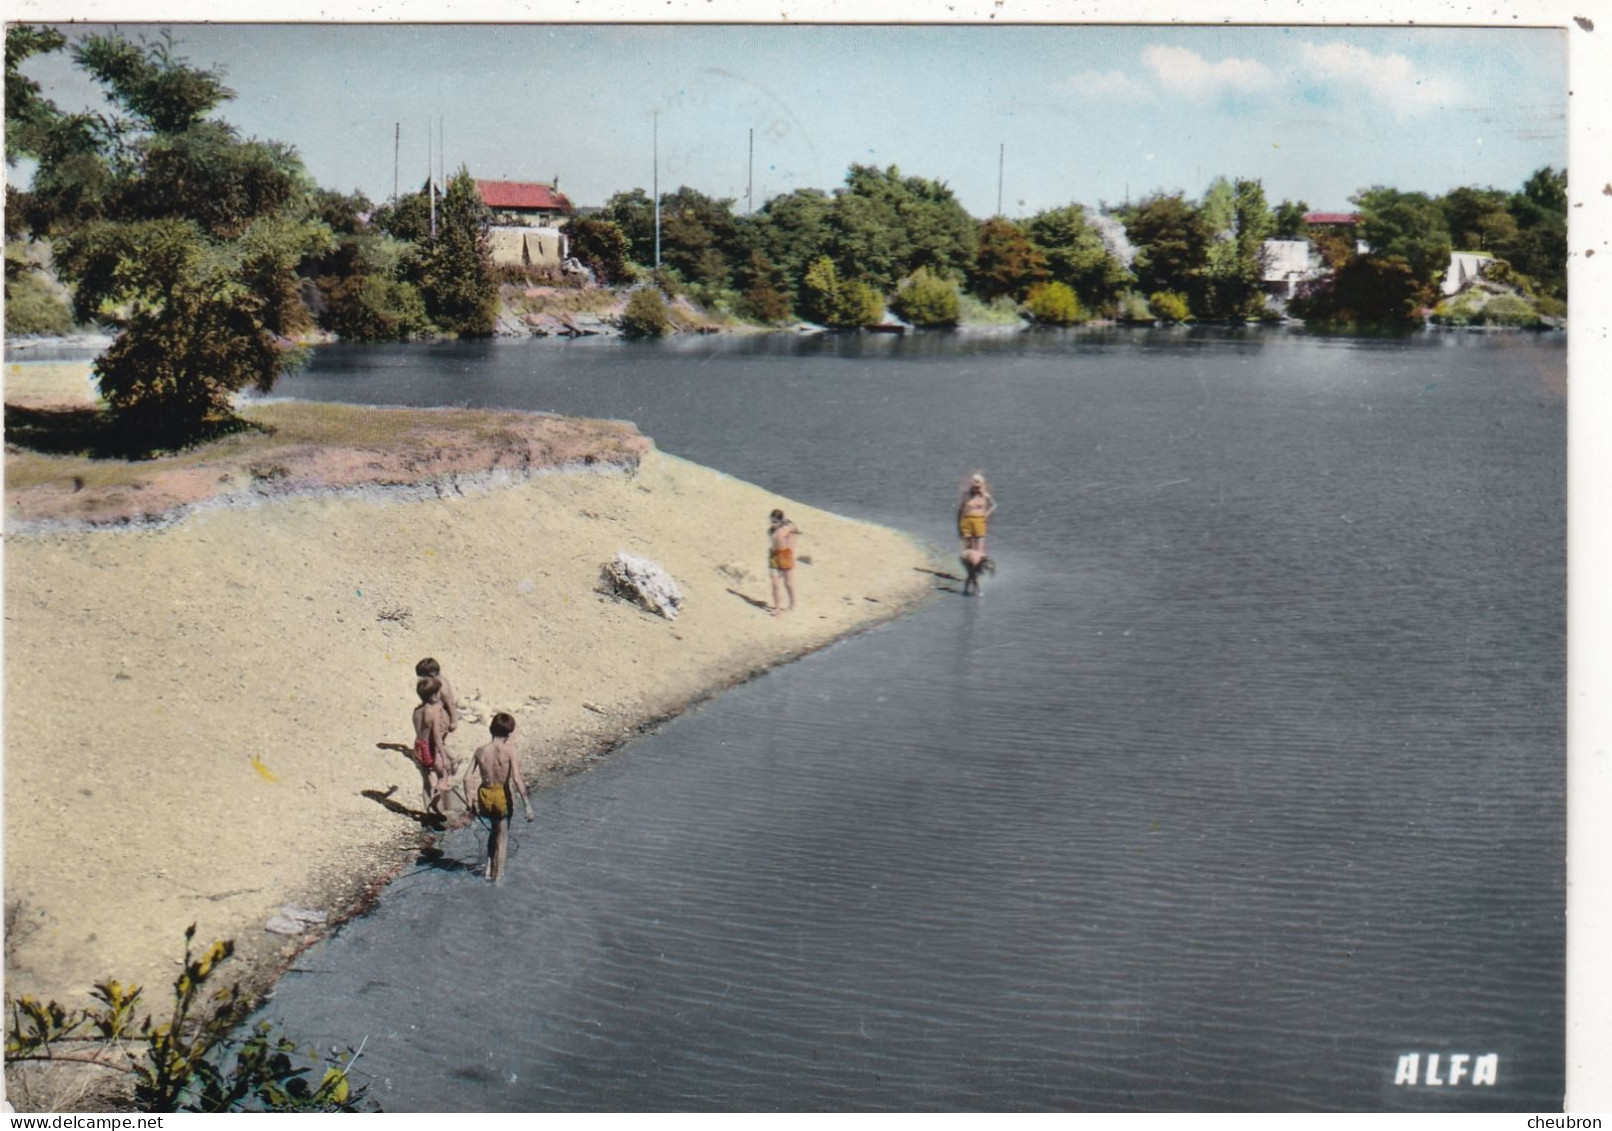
{"left": 2, "top": 367, "right": 941, "bottom": 1040}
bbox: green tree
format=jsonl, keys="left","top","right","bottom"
{"left": 411, "top": 169, "right": 498, "bottom": 336}
{"left": 732, "top": 247, "right": 792, "bottom": 323}
{"left": 1148, "top": 290, "right": 1193, "bottom": 323}
{"left": 1503, "top": 166, "right": 1567, "bottom": 299}
{"left": 566, "top": 216, "right": 636, "bottom": 285}
{"left": 1440, "top": 185, "right": 1517, "bottom": 253}
{"left": 890, "top": 267, "right": 959, "bottom": 327}
{"left": 753, "top": 188, "right": 833, "bottom": 289}
{"left": 8, "top": 28, "right": 333, "bottom": 450}
{"left": 1352, "top": 186, "right": 1451, "bottom": 297}
{"left": 600, "top": 187, "right": 657, "bottom": 266}
{"left": 971, "top": 217, "right": 1049, "bottom": 301}
{"left": 1272, "top": 199, "right": 1310, "bottom": 239}
{"left": 799, "top": 255, "right": 842, "bottom": 326}
{"left": 1201, "top": 178, "right": 1275, "bottom": 319}
{"left": 1025, "top": 204, "right": 1129, "bottom": 312}
{"left": 826, "top": 165, "right": 977, "bottom": 293}
{"left": 1291, "top": 255, "right": 1423, "bottom": 326}
{"left": 1118, "top": 193, "right": 1209, "bottom": 309}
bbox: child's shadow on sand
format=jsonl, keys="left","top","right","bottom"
{"left": 725, "top": 588, "right": 771, "bottom": 611}
{"left": 362, "top": 777, "right": 445, "bottom": 830}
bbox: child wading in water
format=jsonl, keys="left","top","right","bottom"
{"left": 957, "top": 472, "right": 998, "bottom": 597}
{"left": 462, "top": 712, "right": 533, "bottom": 882}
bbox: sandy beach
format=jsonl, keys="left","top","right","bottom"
{"left": 2, "top": 362, "right": 939, "bottom": 1022}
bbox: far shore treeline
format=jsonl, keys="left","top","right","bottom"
{"left": 4, "top": 27, "right": 1569, "bottom": 453}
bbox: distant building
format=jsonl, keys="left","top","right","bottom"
{"left": 487, "top": 225, "right": 570, "bottom": 270}
{"left": 1260, "top": 239, "right": 1319, "bottom": 300}
{"left": 1303, "top": 211, "right": 1360, "bottom": 228}
{"left": 475, "top": 179, "right": 573, "bottom": 227}
{"left": 1442, "top": 251, "right": 1498, "bottom": 297}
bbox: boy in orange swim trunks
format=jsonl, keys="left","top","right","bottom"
{"left": 768, "top": 508, "right": 800, "bottom": 617}
{"left": 462, "top": 712, "right": 533, "bottom": 882}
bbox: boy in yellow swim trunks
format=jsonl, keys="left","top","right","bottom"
{"left": 462, "top": 712, "right": 533, "bottom": 882}
{"left": 957, "top": 475, "right": 997, "bottom": 555}
{"left": 768, "top": 508, "right": 800, "bottom": 618}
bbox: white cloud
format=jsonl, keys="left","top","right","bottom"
{"left": 1295, "top": 41, "right": 1464, "bottom": 112}
{"left": 1061, "top": 69, "right": 1154, "bottom": 102}
{"left": 1140, "top": 45, "right": 1275, "bottom": 98}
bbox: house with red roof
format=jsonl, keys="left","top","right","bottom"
{"left": 476, "top": 179, "right": 573, "bottom": 227}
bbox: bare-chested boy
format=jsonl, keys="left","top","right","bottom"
{"left": 462, "top": 712, "right": 533, "bottom": 882}
{"left": 412, "top": 677, "right": 453, "bottom": 818}
{"left": 768, "top": 509, "right": 800, "bottom": 617}
{"left": 957, "top": 474, "right": 997, "bottom": 557}
{"left": 415, "top": 657, "right": 459, "bottom": 732}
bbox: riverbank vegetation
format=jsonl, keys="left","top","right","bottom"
{"left": 5, "top": 25, "right": 1570, "bottom": 453}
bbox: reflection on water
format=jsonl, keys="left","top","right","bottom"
{"left": 256, "top": 327, "right": 1565, "bottom": 1111}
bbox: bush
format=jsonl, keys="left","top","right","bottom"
{"left": 1148, "top": 290, "right": 1193, "bottom": 323}
{"left": 5, "top": 926, "right": 366, "bottom": 1112}
{"left": 835, "top": 279, "right": 887, "bottom": 328}
{"left": 1478, "top": 292, "right": 1542, "bottom": 327}
{"left": 1025, "top": 281, "right": 1085, "bottom": 325}
{"left": 955, "top": 292, "right": 1024, "bottom": 325}
{"left": 1116, "top": 291, "right": 1154, "bottom": 323}
{"left": 620, "top": 287, "right": 670, "bottom": 338}
{"left": 890, "top": 267, "right": 959, "bottom": 327}
{"left": 1430, "top": 289, "right": 1485, "bottom": 327}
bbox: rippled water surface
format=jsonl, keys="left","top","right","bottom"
{"left": 256, "top": 328, "right": 1565, "bottom": 1111}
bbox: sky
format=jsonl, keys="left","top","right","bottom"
{"left": 13, "top": 22, "right": 1568, "bottom": 217}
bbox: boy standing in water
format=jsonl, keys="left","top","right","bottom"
{"left": 415, "top": 657, "right": 459, "bottom": 733}
{"left": 463, "top": 712, "right": 533, "bottom": 882}
{"left": 412, "top": 677, "right": 453, "bottom": 819}
{"left": 768, "top": 509, "right": 800, "bottom": 617}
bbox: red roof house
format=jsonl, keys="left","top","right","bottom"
{"left": 475, "top": 179, "right": 573, "bottom": 224}
{"left": 1303, "top": 212, "right": 1360, "bottom": 227}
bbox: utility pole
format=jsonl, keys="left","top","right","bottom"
{"left": 653, "top": 111, "right": 661, "bottom": 270}
{"left": 428, "top": 117, "right": 437, "bottom": 239}
{"left": 393, "top": 122, "right": 399, "bottom": 203}
{"left": 747, "top": 127, "right": 754, "bottom": 215}
{"left": 997, "top": 142, "right": 1004, "bottom": 218}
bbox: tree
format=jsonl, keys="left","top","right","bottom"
{"left": 566, "top": 216, "right": 635, "bottom": 285}
{"left": 753, "top": 188, "right": 833, "bottom": 289}
{"left": 8, "top": 28, "right": 333, "bottom": 450}
{"left": 1200, "top": 178, "right": 1275, "bottom": 320}
{"left": 1118, "top": 193, "right": 1209, "bottom": 309}
{"left": 411, "top": 169, "right": 498, "bottom": 336}
{"left": 600, "top": 188, "right": 656, "bottom": 266}
{"left": 1440, "top": 185, "right": 1517, "bottom": 253}
{"left": 1026, "top": 204, "right": 1129, "bottom": 313}
{"left": 799, "top": 255, "right": 882, "bottom": 328}
{"left": 732, "top": 248, "right": 792, "bottom": 323}
{"left": 1503, "top": 166, "right": 1567, "bottom": 299}
{"left": 971, "top": 217, "right": 1048, "bottom": 301}
{"left": 1290, "top": 255, "right": 1423, "bottom": 326}
{"left": 1272, "top": 199, "right": 1310, "bottom": 239}
{"left": 826, "top": 165, "right": 977, "bottom": 293}
{"left": 1352, "top": 186, "right": 1451, "bottom": 297}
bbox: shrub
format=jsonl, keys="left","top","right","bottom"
{"left": 1478, "top": 292, "right": 1542, "bottom": 327}
{"left": 5, "top": 926, "right": 366, "bottom": 1112}
{"left": 1025, "top": 281, "right": 1085, "bottom": 325}
{"left": 955, "top": 292, "right": 1024, "bottom": 325}
{"left": 835, "top": 279, "right": 887, "bottom": 328}
{"left": 1148, "top": 290, "right": 1193, "bottom": 323}
{"left": 620, "top": 286, "right": 670, "bottom": 338}
{"left": 1116, "top": 291, "right": 1154, "bottom": 323}
{"left": 890, "top": 267, "right": 959, "bottom": 327}
{"left": 1431, "top": 290, "right": 1485, "bottom": 327}
{"left": 799, "top": 256, "right": 841, "bottom": 326}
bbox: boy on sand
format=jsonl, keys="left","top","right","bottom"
{"left": 462, "top": 712, "right": 533, "bottom": 882}
{"left": 412, "top": 677, "right": 453, "bottom": 818}
{"left": 768, "top": 509, "right": 800, "bottom": 617}
{"left": 415, "top": 657, "right": 459, "bottom": 732}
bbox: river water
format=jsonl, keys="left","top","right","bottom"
{"left": 253, "top": 327, "right": 1565, "bottom": 1111}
